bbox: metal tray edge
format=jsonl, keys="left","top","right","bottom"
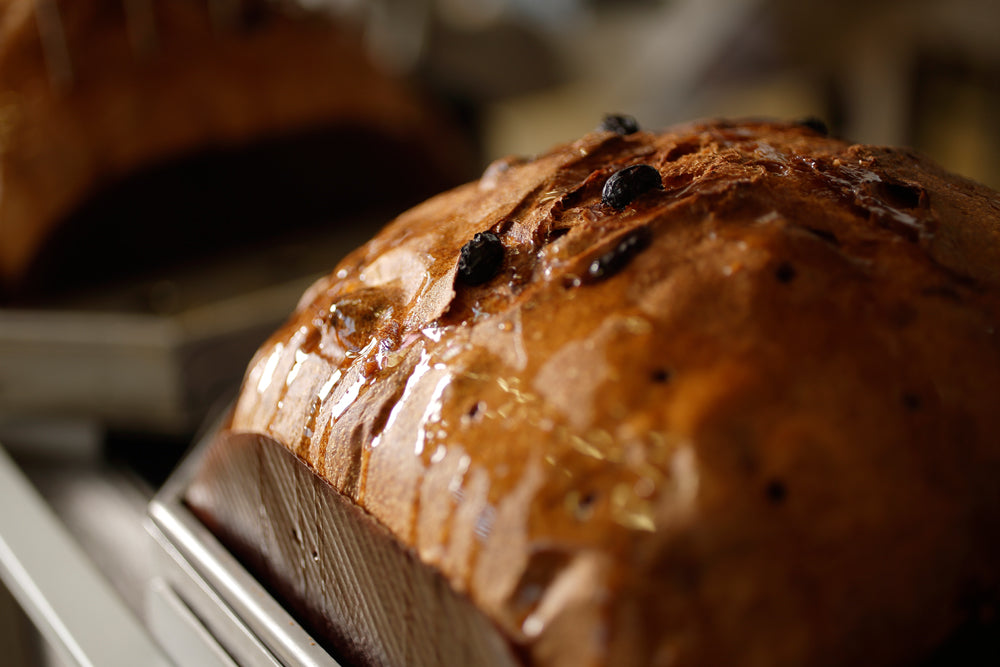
{"left": 147, "top": 424, "right": 341, "bottom": 667}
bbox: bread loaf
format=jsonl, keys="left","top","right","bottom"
{"left": 0, "top": 0, "right": 472, "bottom": 296}
{"left": 197, "top": 118, "right": 1000, "bottom": 666}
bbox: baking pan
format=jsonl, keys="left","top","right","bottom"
{"left": 150, "top": 412, "right": 520, "bottom": 667}
{"left": 147, "top": 417, "right": 341, "bottom": 667}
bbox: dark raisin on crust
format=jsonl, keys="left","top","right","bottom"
{"left": 796, "top": 116, "right": 830, "bottom": 136}
{"left": 599, "top": 114, "right": 640, "bottom": 135}
{"left": 457, "top": 232, "right": 505, "bottom": 286}
{"left": 651, "top": 368, "right": 671, "bottom": 383}
{"left": 765, "top": 479, "right": 788, "bottom": 504}
{"left": 601, "top": 164, "right": 663, "bottom": 210}
{"left": 775, "top": 262, "right": 797, "bottom": 284}
{"left": 803, "top": 226, "right": 840, "bottom": 245}
{"left": 587, "top": 227, "right": 653, "bottom": 282}
{"left": 871, "top": 180, "right": 925, "bottom": 210}
{"left": 902, "top": 393, "right": 922, "bottom": 412}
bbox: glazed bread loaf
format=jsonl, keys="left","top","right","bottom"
{"left": 0, "top": 0, "right": 471, "bottom": 295}
{"left": 212, "top": 118, "right": 1000, "bottom": 666}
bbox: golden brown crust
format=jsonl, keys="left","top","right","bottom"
{"left": 228, "top": 118, "right": 1000, "bottom": 666}
{"left": 0, "top": 0, "right": 469, "bottom": 286}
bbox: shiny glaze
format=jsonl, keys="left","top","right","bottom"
{"left": 229, "top": 120, "right": 1000, "bottom": 667}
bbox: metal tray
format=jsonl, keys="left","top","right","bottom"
{"left": 0, "top": 221, "right": 378, "bottom": 451}
{"left": 146, "top": 418, "right": 342, "bottom": 667}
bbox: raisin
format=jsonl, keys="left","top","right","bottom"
{"left": 796, "top": 116, "right": 830, "bottom": 136}
{"left": 803, "top": 226, "right": 839, "bottom": 245}
{"left": 871, "top": 180, "right": 924, "bottom": 210}
{"left": 775, "top": 262, "right": 796, "bottom": 283}
{"left": 587, "top": 227, "right": 652, "bottom": 281}
{"left": 601, "top": 164, "right": 663, "bottom": 210}
{"left": 765, "top": 479, "right": 788, "bottom": 504}
{"left": 651, "top": 368, "right": 671, "bottom": 383}
{"left": 902, "top": 393, "right": 921, "bottom": 412}
{"left": 457, "top": 232, "right": 505, "bottom": 285}
{"left": 599, "top": 114, "right": 640, "bottom": 135}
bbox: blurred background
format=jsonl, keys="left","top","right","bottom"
{"left": 438, "top": 0, "right": 1000, "bottom": 187}
{"left": 0, "top": 0, "right": 998, "bottom": 664}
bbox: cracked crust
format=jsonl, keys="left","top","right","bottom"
{"left": 220, "top": 119, "right": 1000, "bottom": 666}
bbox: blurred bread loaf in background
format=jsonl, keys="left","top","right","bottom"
{"left": 0, "top": 0, "right": 475, "bottom": 301}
